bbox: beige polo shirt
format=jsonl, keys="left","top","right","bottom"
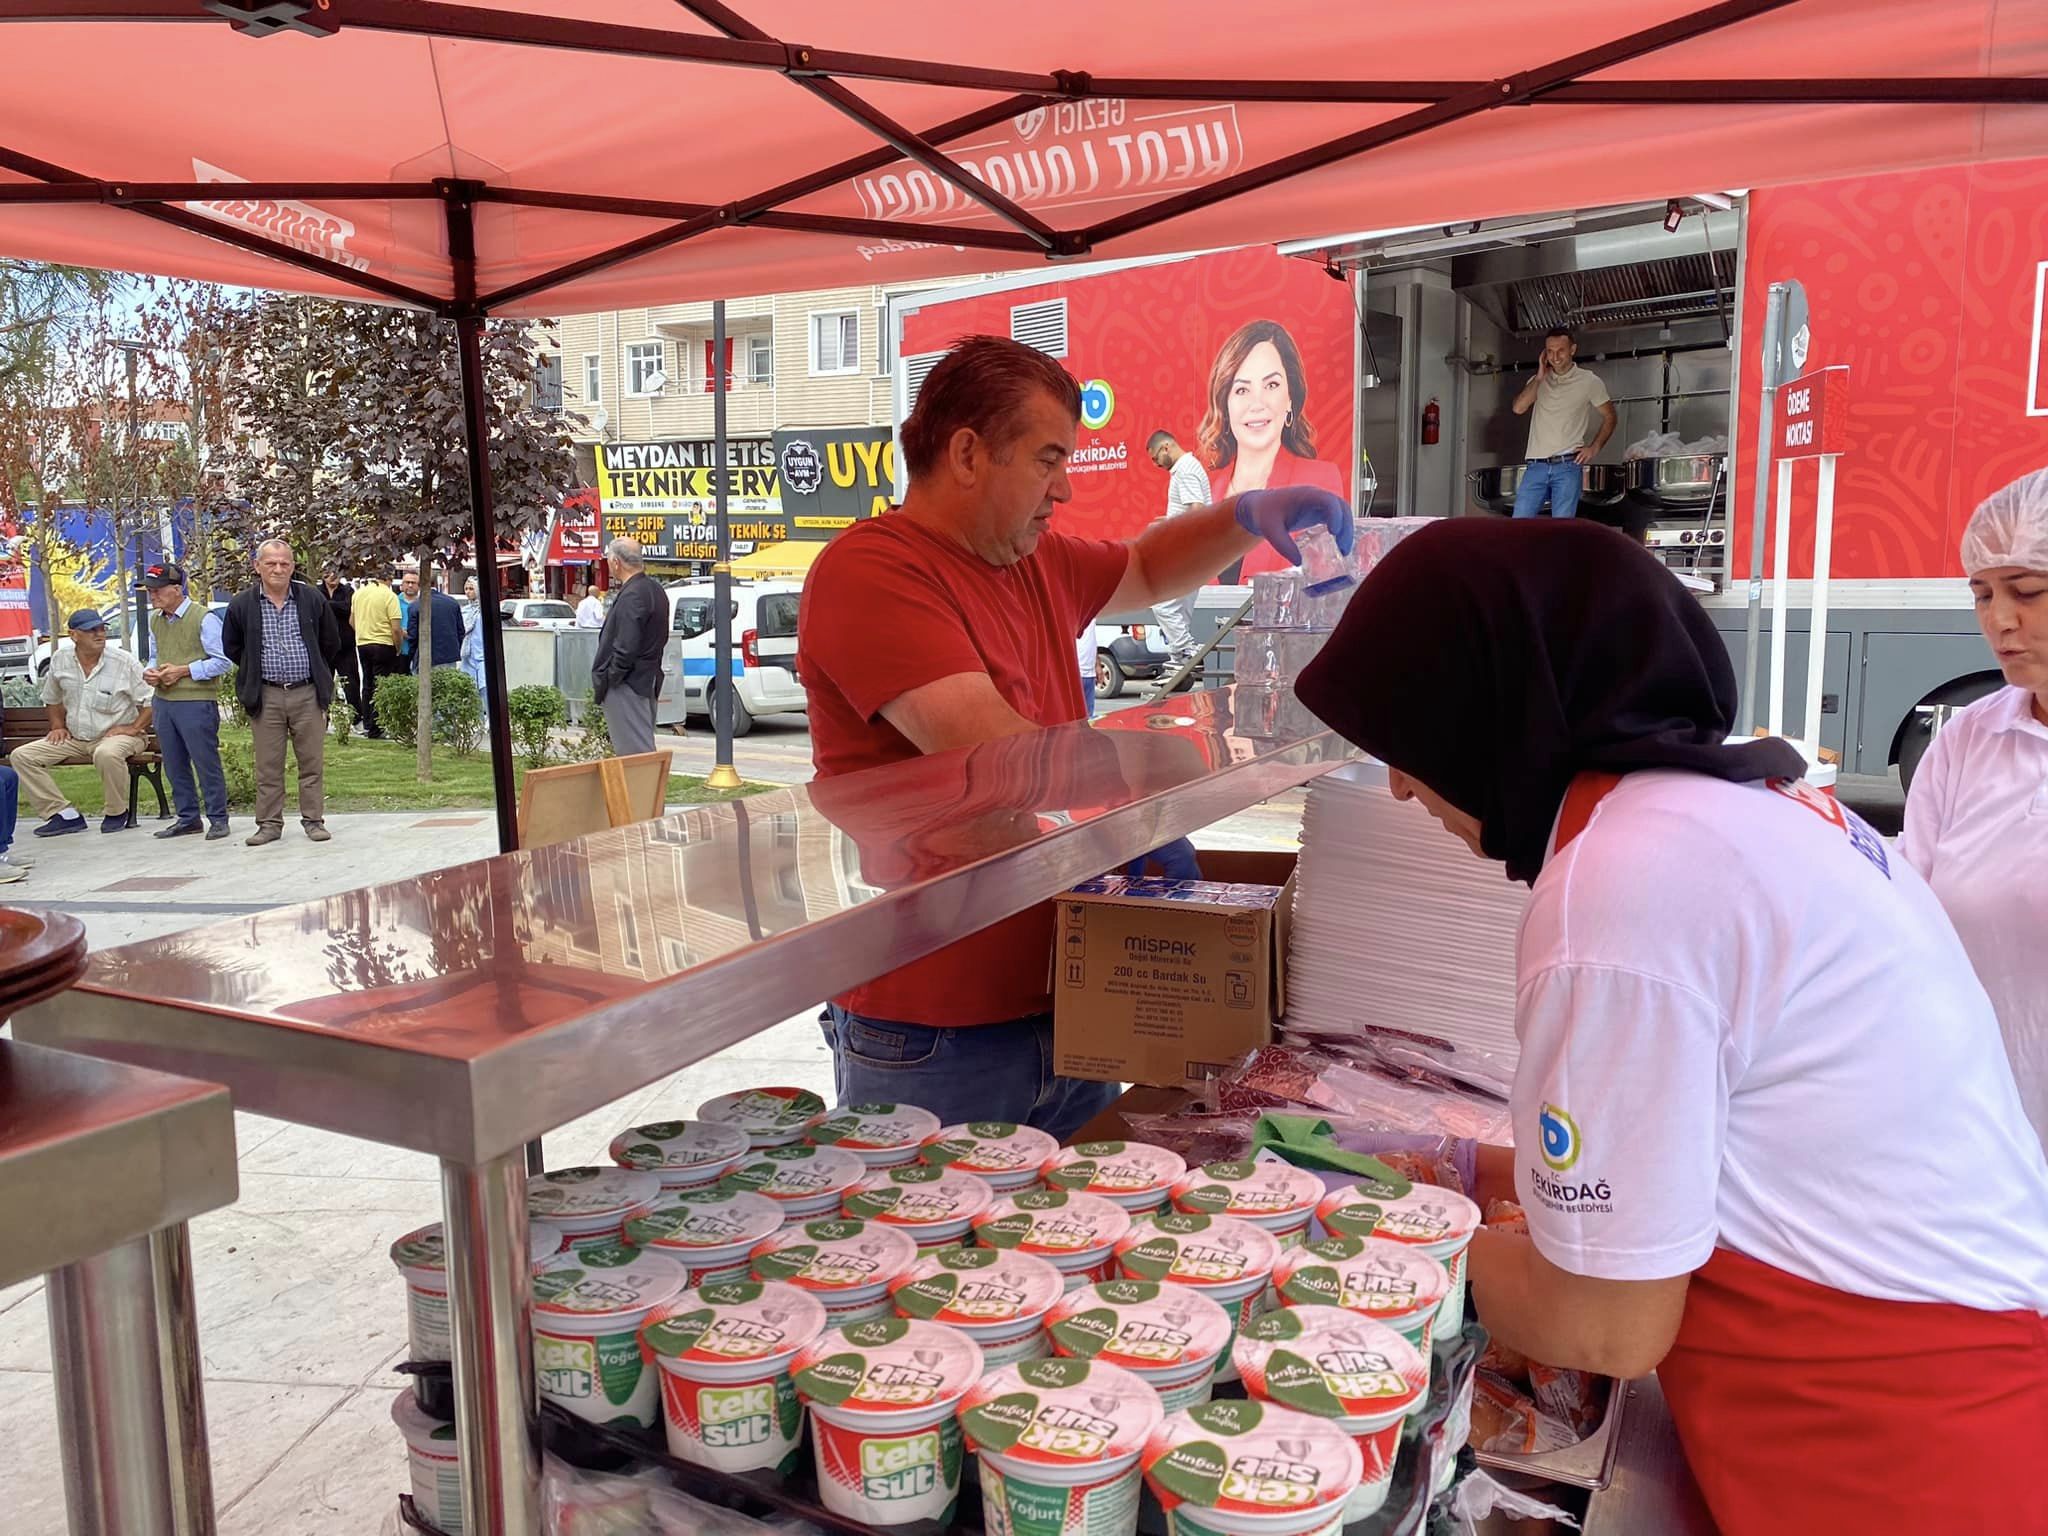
{"left": 1525, "top": 364, "right": 1611, "bottom": 460}
{"left": 42, "top": 643, "right": 152, "bottom": 741}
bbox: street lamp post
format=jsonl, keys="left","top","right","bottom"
{"left": 113, "top": 339, "right": 150, "bottom": 643}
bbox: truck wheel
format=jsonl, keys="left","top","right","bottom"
{"left": 1097, "top": 651, "right": 1128, "bottom": 698}
{"left": 1894, "top": 676, "right": 2001, "bottom": 795}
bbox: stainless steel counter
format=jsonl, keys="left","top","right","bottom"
{"left": 14, "top": 687, "right": 1348, "bottom": 1534}
{"left": 16, "top": 689, "right": 1344, "bottom": 1163}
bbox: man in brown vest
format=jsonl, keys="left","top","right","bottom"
{"left": 141, "top": 562, "right": 232, "bottom": 839}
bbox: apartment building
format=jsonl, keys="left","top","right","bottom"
{"left": 552, "top": 278, "right": 997, "bottom": 485}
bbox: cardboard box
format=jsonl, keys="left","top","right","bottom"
{"left": 1052, "top": 850, "right": 1296, "bottom": 1089}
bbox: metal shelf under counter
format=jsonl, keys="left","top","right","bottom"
{"left": 13, "top": 685, "right": 1349, "bottom": 1536}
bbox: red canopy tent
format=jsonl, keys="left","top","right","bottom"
{"left": 5, "top": 10, "right": 2044, "bottom": 1521}
{"left": 6, "top": 2, "right": 2044, "bottom": 853}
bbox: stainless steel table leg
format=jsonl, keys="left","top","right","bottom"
{"left": 150, "top": 1224, "right": 217, "bottom": 1536}
{"left": 441, "top": 1150, "right": 542, "bottom": 1536}
{"left": 47, "top": 1234, "right": 180, "bottom": 1536}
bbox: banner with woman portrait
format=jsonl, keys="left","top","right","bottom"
{"left": 896, "top": 246, "right": 1356, "bottom": 563}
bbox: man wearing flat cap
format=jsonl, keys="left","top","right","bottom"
{"left": 140, "top": 561, "right": 233, "bottom": 840}
{"left": 11, "top": 606, "right": 154, "bottom": 837}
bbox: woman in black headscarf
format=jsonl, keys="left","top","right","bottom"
{"left": 1296, "top": 519, "right": 2048, "bottom": 1536}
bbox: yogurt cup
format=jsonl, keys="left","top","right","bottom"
{"left": 697, "top": 1086, "right": 828, "bottom": 1149}
{"left": 1232, "top": 1304, "right": 1429, "bottom": 1520}
{"left": 750, "top": 1217, "right": 920, "bottom": 1328}
{"left": 790, "top": 1316, "right": 984, "bottom": 1527}
{"left": 842, "top": 1163, "right": 995, "bottom": 1251}
{"left": 719, "top": 1143, "right": 867, "bottom": 1224}
{"left": 806, "top": 1102, "right": 943, "bottom": 1169}
{"left": 890, "top": 1245, "right": 1065, "bottom": 1369}
{"left": 1171, "top": 1159, "right": 1325, "bottom": 1249}
{"left": 918, "top": 1120, "right": 1059, "bottom": 1194}
{"left": 527, "top": 1167, "right": 663, "bottom": 1255}
{"left": 392, "top": 1385, "right": 465, "bottom": 1534}
{"left": 1114, "top": 1211, "right": 1280, "bottom": 1384}
{"left": 389, "top": 1220, "right": 565, "bottom": 1364}
{"left": 1274, "top": 1235, "right": 1451, "bottom": 1354}
{"left": 960, "top": 1355, "right": 1165, "bottom": 1536}
{"left": 1046, "top": 1278, "right": 1233, "bottom": 1414}
{"left": 1043, "top": 1139, "right": 1188, "bottom": 1214}
{"left": 973, "top": 1189, "right": 1133, "bottom": 1291}
{"left": 1143, "top": 1398, "right": 1364, "bottom": 1536}
{"left": 531, "top": 1243, "right": 687, "bottom": 1429}
{"left": 608, "top": 1118, "right": 751, "bottom": 1192}
{"left": 639, "top": 1279, "right": 828, "bottom": 1476}
{"left": 623, "top": 1188, "right": 785, "bottom": 1287}
{"left": 1316, "top": 1178, "right": 1481, "bottom": 1332}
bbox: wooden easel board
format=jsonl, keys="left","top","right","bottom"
{"left": 519, "top": 750, "right": 672, "bottom": 849}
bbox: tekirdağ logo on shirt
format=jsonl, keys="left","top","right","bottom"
{"left": 1538, "top": 1104, "right": 1581, "bottom": 1172}
{"left": 1768, "top": 778, "right": 1891, "bottom": 879}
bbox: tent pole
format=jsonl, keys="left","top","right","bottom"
{"left": 707, "top": 298, "right": 742, "bottom": 791}
{"left": 445, "top": 189, "right": 521, "bottom": 855}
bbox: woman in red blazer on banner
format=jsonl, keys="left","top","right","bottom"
{"left": 1199, "top": 318, "right": 1346, "bottom": 582}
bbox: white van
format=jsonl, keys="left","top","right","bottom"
{"left": 659, "top": 580, "right": 805, "bottom": 736}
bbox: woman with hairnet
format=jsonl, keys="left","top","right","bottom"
{"left": 1901, "top": 467, "right": 2048, "bottom": 1146}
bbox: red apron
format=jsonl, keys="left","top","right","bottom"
{"left": 1550, "top": 773, "right": 2048, "bottom": 1534}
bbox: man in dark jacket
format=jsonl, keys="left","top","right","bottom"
{"left": 221, "top": 538, "right": 347, "bottom": 846}
{"left": 590, "top": 537, "right": 668, "bottom": 755}
{"left": 404, "top": 577, "right": 465, "bottom": 671}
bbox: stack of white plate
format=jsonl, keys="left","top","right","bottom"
{"left": 1285, "top": 762, "right": 1529, "bottom": 1065}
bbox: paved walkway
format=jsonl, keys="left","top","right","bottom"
{"left": 0, "top": 741, "right": 1307, "bottom": 1535}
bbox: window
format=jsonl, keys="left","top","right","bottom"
{"left": 756, "top": 593, "right": 800, "bottom": 639}
{"left": 525, "top": 602, "right": 575, "bottom": 623}
{"left": 533, "top": 354, "right": 562, "bottom": 412}
{"left": 810, "top": 311, "right": 859, "bottom": 375}
{"left": 582, "top": 353, "right": 601, "bottom": 402}
{"left": 673, "top": 599, "right": 713, "bottom": 638}
{"left": 876, "top": 305, "right": 896, "bottom": 376}
{"left": 747, "top": 334, "right": 774, "bottom": 386}
{"left": 626, "top": 340, "right": 666, "bottom": 396}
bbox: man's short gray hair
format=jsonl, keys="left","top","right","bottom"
{"left": 607, "top": 537, "right": 646, "bottom": 570}
{"left": 255, "top": 538, "right": 294, "bottom": 562}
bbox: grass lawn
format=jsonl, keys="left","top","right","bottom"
{"left": 47, "top": 726, "right": 772, "bottom": 816}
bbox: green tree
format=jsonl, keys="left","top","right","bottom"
{"left": 219, "top": 298, "right": 573, "bottom": 780}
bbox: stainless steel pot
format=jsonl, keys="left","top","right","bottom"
{"left": 1626, "top": 454, "right": 1725, "bottom": 509}
{"left": 1469, "top": 462, "right": 1628, "bottom": 514}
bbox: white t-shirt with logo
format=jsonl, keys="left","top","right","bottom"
{"left": 1512, "top": 768, "right": 2048, "bottom": 1313}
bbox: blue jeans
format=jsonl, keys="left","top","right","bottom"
{"left": 155, "top": 697, "right": 229, "bottom": 827}
{"left": 0, "top": 765, "right": 18, "bottom": 854}
{"left": 1511, "top": 457, "right": 1584, "bottom": 519}
{"left": 821, "top": 1008, "right": 1121, "bottom": 1144}
{"left": 1081, "top": 676, "right": 1096, "bottom": 718}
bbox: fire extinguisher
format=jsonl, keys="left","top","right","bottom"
{"left": 1421, "top": 397, "right": 1441, "bottom": 446}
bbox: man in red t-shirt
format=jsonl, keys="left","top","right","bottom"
{"left": 800, "top": 335, "right": 1351, "bottom": 1138}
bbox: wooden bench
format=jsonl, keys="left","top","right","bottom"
{"left": 0, "top": 704, "right": 170, "bottom": 827}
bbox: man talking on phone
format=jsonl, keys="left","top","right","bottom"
{"left": 1509, "top": 328, "right": 1616, "bottom": 520}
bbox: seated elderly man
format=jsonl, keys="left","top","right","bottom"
{"left": 13, "top": 606, "right": 154, "bottom": 836}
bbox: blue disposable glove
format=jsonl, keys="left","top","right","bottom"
{"left": 1123, "top": 836, "right": 1203, "bottom": 882}
{"left": 1234, "top": 486, "right": 1356, "bottom": 567}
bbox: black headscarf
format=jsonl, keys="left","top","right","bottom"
{"left": 1295, "top": 519, "right": 1806, "bottom": 885}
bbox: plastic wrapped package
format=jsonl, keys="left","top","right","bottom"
{"left": 1444, "top": 1471, "right": 1583, "bottom": 1534}
{"left": 1225, "top": 1043, "right": 1514, "bottom": 1144}
{"left": 1483, "top": 1199, "right": 1528, "bottom": 1235}
{"left": 1276, "top": 630, "right": 1329, "bottom": 678}
{"left": 1122, "top": 1109, "right": 1259, "bottom": 1165}
{"left": 1528, "top": 1363, "right": 1606, "bottom": 1438}
{"left": 1233, "top": 629, "right": 1284, "bottom": 685}
{"left": 1278, "top": 1024, "right": 1518, "bottom": 1102}
{"left": 1250, "top": 569, "right": 1307, "bottom": 629}
{"left": 1352, "top": 517, "right": 1437, "bottom": 579}
{"left": 1468, "top": 1371, "right": 1580, "bottom": 1457}
{"left": 1235, "top": 683, "right": 1324, "bottom": 740}
{"left": 1295, "top": 522, "right": 1359, "bottom": 596}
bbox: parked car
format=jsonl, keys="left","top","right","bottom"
{"left": 662, "top": 580, "right": 805, "bottom": 736}
{"left": 500, "top": 598, "right": 578, "bottom": 631}
{"left": 1093, "top": 620, "right": 1172, "bottom": 698}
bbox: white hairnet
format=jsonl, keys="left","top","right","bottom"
{"left": 1961, "top": 467, "right": 2048, "bottom": 575}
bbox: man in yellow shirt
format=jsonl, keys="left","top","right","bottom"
{"left": 350, "top": 573, "right": 403, "bottom": 739}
